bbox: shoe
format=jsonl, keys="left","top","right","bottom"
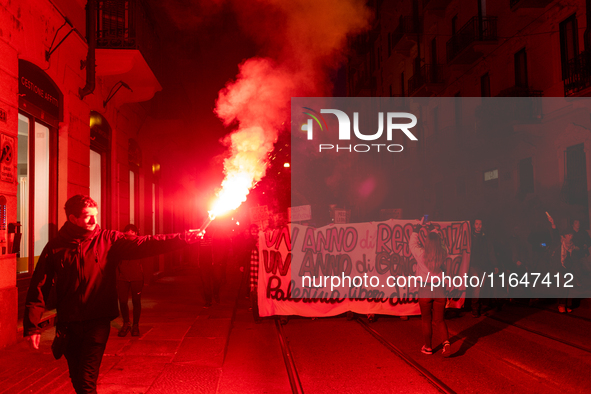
{"left": 567, "top": 307, "right": 573, "bottom": 313}
{"left": 118, "top": 323, "right": 130, "bottom": 337}
{"left": 421, "top": 345, "right": 433, "bottom": 355}
{"left": 367, "top": 314, "right": 375, "bottom": 322}
{"left": 442, "top": 341, "right": 451, "bottom": 358}
{"left": 472, "top": 311, "right": 480, "bottom": 318}
{"left": 131, "top": 325, "right": 140, "bottom": 337}
{"left": 558, "top": 305, "right": 566, "bottom": 313}
{"left": 346, "top": 311, "right": 356, "bottom": 321}
{"left": 400, "top": 316, "right": 409, "bottom": 321}
{"left": 204, "top": 302, "right": 212, "bottom": 308}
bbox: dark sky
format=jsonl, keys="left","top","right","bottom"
{"left": 138, "top": 0, "right": 370, "bottom": 213}
{"left": 142, "top": 1, "right": 259, "bottom": 199}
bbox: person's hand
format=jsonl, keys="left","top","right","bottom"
{"left": 26, "top": 334, "right": 40, "bottom": 350}
{"left": 546, "top": 212, "right": 555, "bottom": 227}
{"left": 185, "top": 229, "right": 205, "bottom": 244}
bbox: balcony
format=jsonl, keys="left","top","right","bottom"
{"left": 408, "top": 64, "right": 445, "bottom": 97}
{"left": 564, "top": 52, "right": 591, "bottom": 97}
{"left": 422, "top": 0, "right": 453, "bottom": 12}
{"left": 510, "top": 0, "right": 555, "bottom": 9}
{"left": 95, "top": 0, "right": 162, "bottom": 105}
{"left": 391, "top": 16, "right": 420, "bottom": 57}
{"left": 446, "top": 17, "right": 498, "bottom": 64}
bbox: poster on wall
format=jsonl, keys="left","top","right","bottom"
{"left": 0, "top": 134, "right": 15, "bottom": 183}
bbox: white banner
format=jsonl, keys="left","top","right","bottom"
{"left": 258, "top": 219, "right": 471, "bottom": 317}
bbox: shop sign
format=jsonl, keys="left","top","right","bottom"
{"left": 18, "top": 59, "right": 63, "bottom": 121}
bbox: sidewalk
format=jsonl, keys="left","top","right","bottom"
{"left": 0, "top": 266, "right": 282, "bottom": 394}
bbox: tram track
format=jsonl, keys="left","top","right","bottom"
{"left": 356, "top": 313, "right": 585, "bottom": 393}
{"left": 484, "top": 314, "right": 591, "bottom": 353}
{"left": 274, "top": 309, "right": 589, "bottom": 394}
{"left": 275, "top": 318, "right": 304, "bottom": 394}
{"left": 355, "top": 318, "right": 457, "bottom": 394}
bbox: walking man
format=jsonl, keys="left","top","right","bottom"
{"left": 23, "top": 195, "right": 199, "bottom": 393}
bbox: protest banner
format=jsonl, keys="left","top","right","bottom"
{"left": 257, "top": 219, "right": 471, "bottom": 317}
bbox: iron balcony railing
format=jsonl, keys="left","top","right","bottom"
{"left": 96, "top": 0, "right": 157, "bottom": 56}
{"left": 408, "top": 64, "right": 445, "bottom": 96}
{"left": 97, "top": 0, "right": 137, "bottom": 49}
{"left": 446, "top": 16, "right": 498, "bottom": 63}
{"left": 564, "top": 52, "right": 591, "bottom": 96}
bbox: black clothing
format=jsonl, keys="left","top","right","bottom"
{"left": 117, "top": 279, "right": 144, "bottom": 325}
{"left": 470, "top": 231, "right": 497, "bottom": 271}
{"left": 24, "top": 221, "right": 190, "bottom": 335}
{"left": 468, "top": 230, "right": 497, "bottom": 314}
{"left": 572, "top": 229, "right": 591, "bottom": 259}
{"left": 24, "top": 221, "right": 193, "bottom": 394}
{"left": 63, "top": 318, "right": 111, "bottom": 394}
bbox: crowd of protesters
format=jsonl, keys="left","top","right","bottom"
{"left": 23, "top": 196, "right": 591, "bottom": 392}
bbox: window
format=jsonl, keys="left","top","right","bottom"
{"left": 128, "top": 139, "right": 141, "bottom": 226}
{"left": 129, "top": 170, "right": 137, "bottom": 225}
{"left": 451, "top": 15, "right": 458, "bottom": 36}
{"left": 89, "top": 150, "right": 102, "bottom": 225}
{"left": 17, "top": 113, "right": 57, "bottom": 275}
{"left": 560, "top": 14, "right": 578, "bottom": 80}
{"left": 89, "top": 111, "right": 111, "bottom": 227}
{"left": 431, "top": 38, "right": 437, "bottom": 64}
{"left": 481, "top": 73, "right": 491, "bottom": 97}
{"left": 152, "top": 183, "right": 156, "bottom": 235}
{"left": 519, "top": 157, "right": 534, "bottom": 194}
{"left": 400, "top": 72, "right": 405, "bottom": 96}
{"left": 514, "top": 48, "right": 528, "bottom": 88}
{"left": 565, "top": 144, "right": 588, "bottom": 206}
{"left": 388, "top": 32, "right": 392, "bottom": 57}
{"left": 454, "top": 92, "right": 462, "bottom": 134}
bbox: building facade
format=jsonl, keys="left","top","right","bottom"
{"left": 0, "top": 0, "right": 189, "bottom": 349}
{"left": 347, "top": 0, "right": 591, "bottom": 238}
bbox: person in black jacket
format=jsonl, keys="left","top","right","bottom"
{"left": 23, "top": 195, "right": 200, "bottom": 394}
{"left": 116, "top": 224, "right": 144, "bottom": 337}
{"left": 467, "top": 219, "right": 498, "bottom": 317}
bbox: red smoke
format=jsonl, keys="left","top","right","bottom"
{"left": 211, "top": 0, "right": 371, "bottom": 215}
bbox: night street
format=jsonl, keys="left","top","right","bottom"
{"left": 2, "top": 266, "right": 590, "bottom": 393}
{"left": 5, "top": 0, "right": 591, "bottom": 393}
